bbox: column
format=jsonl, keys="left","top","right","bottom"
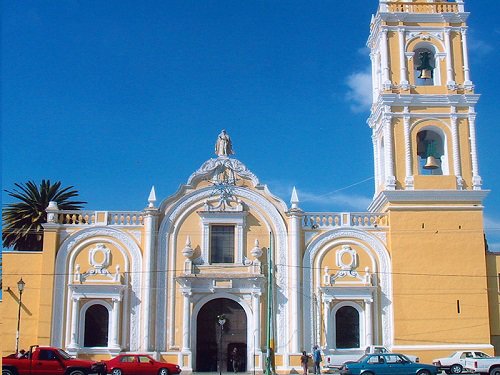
{"left": 252, "top": 291, "right": 262, "bottom": 367}
{"left": 372, "top": 134, "right": 381, "bottom": 191}
{"left": 365, "top": 300, "right": 373, "bottom": 347}
{"left": 461, "top": 28, "right": 473, "bottom": 88}
{"left": 398, "top": 28, "right": 409, "bottom": 89}
{"left": 380, "top": 29, "right": 391, "bottom": 90}
{"left": 383, "top": 115, "right": 396, "bottom": 190}
{"left": 450, "top": 111, "right": 464, "bottom": 189}
{"left": 142, "top": 207, "right": 159, "bottom": 351}
{"left": 110, "top": 298, "right": 121, "bottom": 348}
{"left": 182, "top": 291, "right": 191, "bottom": 352}
{"left": 403, "top": 111, "right": 414, "bottom": 189}
{"left": 444, "top": 28, "right": 456, "bottom": 89}
{"left": 323, "top": 300, "right": 331, "bottom": 348}
{"left": 289, "top": 207, "right": 303, "bottom": 353}
{"left": 468, "top": 109, "right": 482, "bottom": 190}
{"left": 68, "top": 296, "right": 79, "bottom": 348}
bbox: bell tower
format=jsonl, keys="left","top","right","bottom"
{"left": 365, "top": 1, "right": 492, "bottom": 353}
{"left": 367, "top": 0, "right": 482, "bottom": 196}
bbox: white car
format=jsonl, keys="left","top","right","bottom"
{"left": 432, "top": 351, "right": 490, "bottom": 374}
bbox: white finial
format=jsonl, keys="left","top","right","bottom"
{"left": 291, "top": 186, "right": 299, "bottom": 209}
{"left": 182, "top": 236, "right": 194, "bottom": 258}
{"left": 148, "top": 186, "right": 157, "bottom": 208}
{"left": 251, "top": 239, "right": 263, "bottom": 259}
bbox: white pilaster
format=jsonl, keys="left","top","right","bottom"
{"left": 398, "top": 28, "right": 409, "bottom": 89}
{"left": 372, "top": 134, "right": 381, "bottom": 192}
{"left": 68, "top": 296, "right": 79, "bottom": 348}
{"left": 365, "top": 300, "right": 373, "bottom": 347}
{"left": 182, "top": 291, "right": 191, "bottom": 351}
{"left": 450, "top": 110, "right": 464, "bottom": 189}
{"left": 323, "top": 300, "right": 331, "bottom": 348}
{"left": 252, "top": 291, "right": 263, "bottom": 363}
{"left": 444, "top": 28, "right": 456, "bottom": 89}
{"left": 142, "top": 206, "right": 159, "bottom": 351}
{"left": 110, "top": 298, "right": 121, "bottom": 349}
{"left": 403, "top": 110, "right": 414, "bottom": 189}
{"left": 383, "top": 115, "right": 396, "bottom": 190}
{"left": 468, "top": 109, "right": 482, "bottom": 190}
{"left": 461, "top": 28, "right": 473, "bottom": 89}
{"left": 380, "top": 29, "right": 392, "bottom": 90}
{"left": 288, "top": 194, "right": 303, "bottom": 353}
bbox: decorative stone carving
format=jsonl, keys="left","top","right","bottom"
{"left": 251, "top": 239, "right": 263, "bottom": 259}
{"left": 182, "top": 236, "right": 194, "bottom": 259}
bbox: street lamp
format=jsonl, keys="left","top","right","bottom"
{"left": 15, "top": 278, "right": 26, "bottom": 354}
{"left": 217, "top": 314, "right": 227, "bottom": 375}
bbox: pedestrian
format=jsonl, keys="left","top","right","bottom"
{"left": 312, "top": 345, "right": 322, "bottom": 374}
{"left": 231, "top": 347, "right": 240, "bottom": 373}
{"left": 301, "top": 350, "right": 310, "bottom": 375}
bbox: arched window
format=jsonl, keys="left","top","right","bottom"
{"left": 414, "top": 46, "right": 436, "bottom": 86}
{"left": 84, "top": 304, "right": 109, "bottom": 347}
{"left": 335, "top": 306, "right": 360, "bottom": 349}
{"left": 416, "top": 129, "right": 445, "bottom": 175}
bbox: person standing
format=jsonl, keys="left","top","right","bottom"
{"left": 301, "top": 350, "right": 310, "bottom": 375}
{"left": 231, "top": 347, "right": 240, "bottom": 374}
{"left": 312, "top": 346, "right": 322, "bottom": 374}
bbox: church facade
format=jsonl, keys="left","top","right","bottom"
{"left": 2, "top": 0, "right": 499, "bottom": 372}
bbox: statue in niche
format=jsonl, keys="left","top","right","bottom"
{"left": 215, "top": 129, "right": 234, "bottom": 157}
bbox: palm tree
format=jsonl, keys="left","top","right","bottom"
{"left": 2, "top": 180, "right": 86, "bottom": 251}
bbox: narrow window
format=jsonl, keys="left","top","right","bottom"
{"left": 210, "top": 225, "right": 235, "bottom": 263}
{"left": 84, "top": 304, "right": 109, "bottom": 347}
{"left": 335, "top": 306, "right": 360, "bottom": 349}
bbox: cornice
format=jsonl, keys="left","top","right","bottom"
{"left": 377, "top": 12, "right": 469, "bottom": 24}
{"left": 368, "top": 189, "right": 490, "bottom": 213}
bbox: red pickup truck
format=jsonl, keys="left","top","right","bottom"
{"left": 2, "top": 345, "right": 105, "bottom": 375}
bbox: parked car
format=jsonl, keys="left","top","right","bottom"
{"left": 325, "top": 345, "right": 419, "bottom": 368}
{"left": 433, "top": 351, "right": 491, "bottom": 374}
{"left": 104, "top": 354, "right": 181, "bottom": 375}
{"left": 1, "top": 345, "right": 104, "bottom": 375}
{"left": 340, "top": 353, "right": 439, "bottom": 375}
{"left": 464, "top": 356, "right": 500, "bottom": 375}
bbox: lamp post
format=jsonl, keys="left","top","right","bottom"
{"left": 217, "top": 314, "right": 226, "bottom": 375}
{"left": 15, "top": 278, "right": 26, "bottom": 354}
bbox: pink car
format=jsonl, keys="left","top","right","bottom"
{"left": 104, "top": 354, "right": 181, "bottom": 375}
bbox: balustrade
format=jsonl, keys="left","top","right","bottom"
{"left": 388, "top": 2, "right": 458, "bottom": 14}
{"left": 302, "top": 212, "right": 388, "bottom": 229}
{"left": 55, "top": 210, "right": 144, "bottom": 226}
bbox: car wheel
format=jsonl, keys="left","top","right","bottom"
{"left": 489, "top": 367, "right": 500, "bottom": 375}
{"left": 68, "top": 370, "right": 86, "bottom": 375}
{"left": 2, "top": 369, "right": 15, "bottom": 375}
{"left": 362, "top": 371, "right": 374, "bottom": 375}
{"left": 159, "top": 368, "right": 170, "bottom": 375}
{"left": 450, "top": 364, "right": 463, "bottom": 374}
{"left": 417, "top": 370, "right": 430, "bottom": 375}
{"left": 112, "top": 369, "right": 123, "bottom": 375}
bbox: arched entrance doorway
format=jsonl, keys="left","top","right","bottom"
{"left": 196, "top": 298, "right": 247, "bottom": 372}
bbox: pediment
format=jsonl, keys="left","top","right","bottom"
{"left": 187, "top": 157, "right": 260, "bottom": 188}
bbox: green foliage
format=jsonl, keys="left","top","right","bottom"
{"left": 2, "top": 180, "right": 86, "bottom": 251}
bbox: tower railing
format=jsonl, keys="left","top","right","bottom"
{"left": 382, "top": 1, "right": 461, "bottom": 14}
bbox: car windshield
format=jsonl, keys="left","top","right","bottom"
{"left": 57, "top": 349, "right": 72, "bottom": 360}
{"left": 449, "top": 352, "right": 459, "bottom": 358}
{"left": 358, "top": 355, "right": 369, "bottom": 362}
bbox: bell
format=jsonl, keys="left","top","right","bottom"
{"left": 423, "top": 155, "right": 439, "bottom": 170}
{"left": 418, "top": 68, "right": 433, "bottom": 80}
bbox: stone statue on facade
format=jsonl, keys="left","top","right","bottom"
{"left": 215, "top": 129, "right": 234, "bottom": 157}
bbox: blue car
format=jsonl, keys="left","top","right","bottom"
{"left": 340, "top": 353, "right": 439, "bottom": 375}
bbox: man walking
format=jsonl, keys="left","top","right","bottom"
{"left": 313, "top": 345, "right": 322, "bottom": 375}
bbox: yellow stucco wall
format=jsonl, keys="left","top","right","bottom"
{"left": 388, "top": 209, "right": 491, "bottom": 347}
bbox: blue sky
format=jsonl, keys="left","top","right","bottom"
{"left": 2, "top": 1, "right": 500, "bottom": 250}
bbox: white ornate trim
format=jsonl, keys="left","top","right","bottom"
{"left": 156, "top": 186, "right": 289, "bottom": 353}
{"left": 187, "top": 157, "right": 260, "bottom": 187}
{"left": 303, "top": 228, "right": 393, "bottom": 349}
{"left": 52, "top": 227, "right": 143, "bottom": 352}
